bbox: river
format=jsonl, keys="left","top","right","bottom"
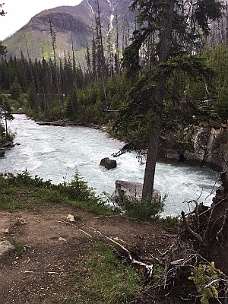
{"left": 0, "top": 114, "right": 219, "bottom": 216}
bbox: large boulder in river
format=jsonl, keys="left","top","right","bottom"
{"left": 100, "top": 157, "right": 117, "bottom": 170}
{"left": 115, "top": 180, "right": 161, "bottom": 205}
{"left": 0, "top": 148, "right": 5, "bottom": 157}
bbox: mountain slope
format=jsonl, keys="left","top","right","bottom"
{"left": 3, "top": 0, "right": 134, "bottom": 62}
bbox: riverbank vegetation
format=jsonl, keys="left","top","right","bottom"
{"left": 0, "top": 170, "right": 165, "bottom": 221}
{"left": 0, "top": 170, "right": 227, "bottom": 303}
{"left": 0, "top": 170, "right": 117, "bottom": 215}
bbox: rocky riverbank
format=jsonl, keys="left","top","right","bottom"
{"left": 36, "top": 119, "right": 107, "bottom": 131}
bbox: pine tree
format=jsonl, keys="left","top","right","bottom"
{"left": 123, "top": 0, "right": 222, "bottom": 200}
{"left": 0, "top": 94, "right": 14, "bottom": 138}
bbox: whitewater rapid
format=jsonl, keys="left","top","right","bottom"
{"left": 0, "top": 114, "right": 219, "bottom": 216}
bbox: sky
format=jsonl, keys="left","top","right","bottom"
{"left": 0, "top": 0, "right": 82, "bottom": 41}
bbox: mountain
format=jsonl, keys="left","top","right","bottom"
{"left": 3, "top": 0, "right": 135, "bottom": 62}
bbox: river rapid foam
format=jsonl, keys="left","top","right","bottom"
{"left": 0, "top": 114, "right": 219, "bottom": 216}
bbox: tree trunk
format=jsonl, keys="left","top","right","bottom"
{"left": 4, "top": 116, "right": 8, "bottom": 137}
{"left": 142, "top": 83, "right": 164, "bottom": 201}
{"left": 142, "top": 117, "right": 162, "bottom": 200}
{"left": 142, "top": 0, "right": 175, "bottom": 201}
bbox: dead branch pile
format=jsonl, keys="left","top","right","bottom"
{"left": 180, "top": 171, "right": 228, "bottom": 275}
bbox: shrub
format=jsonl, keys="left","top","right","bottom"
{"left": 122, "top": 195, "right": 164, "bottom": 220}
{"left": 0, "top": 171, "right": 119, "bottom": 215}
{"left": 161, "top": 216, "right": 180, "bottom": 233}
{"left": 59, "top": 172, "right": 97, "bottom": 202}
{"left": 188, "top": 262, "right": 226, "bottom": 304}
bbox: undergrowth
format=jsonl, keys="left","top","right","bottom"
{"left": 0, "top": 171, "right": 119, "bottom": 215}
{"left": 0, "top": 171, "right": 166, "bottom": 220}
{"left": 161, "top": 215, "right": 180, "bottom": 233}
{"left": 120, "top": 195, "right": 165, "bottom": 220}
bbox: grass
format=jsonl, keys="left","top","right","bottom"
{"left": 51, "top": 241, "right": 146, "bottom": 304}
{"left": 0, "top": 171, "right": 119, "bottom": 215}
{"left": 86, "top": 242, "right": 142, "bottom": 302}
{"left": 10, "top": 238, "right": 25, "bottom": 256}
{"left": 161, "top": 215, "right": 180, "bottom": 233}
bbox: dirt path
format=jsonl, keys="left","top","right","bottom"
{"left": 0, "top": 205, "right": 175, "bottom": 304}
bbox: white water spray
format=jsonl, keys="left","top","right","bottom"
{"left": 0, "top": 114, "right": 219, "bottom": 216}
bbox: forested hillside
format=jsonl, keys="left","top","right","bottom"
{"left": 2, "top": 0, "right": 135, "bottom": 61}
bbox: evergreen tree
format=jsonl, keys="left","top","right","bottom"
{"left": 10, "top": 77, "right": 22, "bottom": 100}
{"left": 0, "top": 94, "right": 14, "bottom": 138}
{"left": 66, "top": 84, "right": 79, "bottom": 120}
{"left": 122, "top": 0, "right": 222, "bottom": 200}
{"left": 0, "top": 42, "right": 6, "bottom": 56}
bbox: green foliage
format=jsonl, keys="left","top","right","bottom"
{"left": 10, "top": 77, "right": 22, "bottom": 100}
{"left": 188, "top": 262, "right": 224, "bottom": 304}
{"left": 0, "top": 171, "right": 118, "bottom": 215}
{"left": 112, "top": 43, "right": 228, "bottom": 149}
{"left": 0, "top": 193, "right": 19, "bottom": 211}
{"left": 122, "top": 196, "right": 164, "bottom": 220}
{"left": 0, "top": 171, "right": 55, "bottom": 210}
{"left": 80, "top": 242, "right": 144, "bottom": 303}
{"left": 154, "top": 55, "right": 214, "bottom": 82}
{"left": 1, "top": 171, "right": 53, "bottom": 188}
{"left": 161, "top": 216, "right": 180, "bottom": 233}
{"left": 109, "top": 74, "right": 156, "bottom": 147}
{"left": 10, "top": 238, "right": 25, "bottom": 256}
{"left": 202, "top": 44, "right": 228, "bottom": 122}
{"left": 59, "top": 172, "right": 97, "bottom": 202}
{"left": 195, "top": 0, "right": 222, "bottom": 35}
{"left": 0, "top": 93, "right": 14, "bottom": 140}
{"left": 33, "top": 188, "right": 65, "bottom": 205}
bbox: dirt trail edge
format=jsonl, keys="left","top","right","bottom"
{"left": 0, "top": 205, "right": 175, "bottom": 304}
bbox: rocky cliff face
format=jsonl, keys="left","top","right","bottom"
{"left": 161, "top": 125, "right": 228, "bottom": 172}
{"left": 185, "top": 126, "right": 228, "bottom": 171}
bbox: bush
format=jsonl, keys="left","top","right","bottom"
{"left": 188, "top": 262, "right": 227, "bottom": 304}
{"left": 59, "top": 172, "right": 97, "bottom": 202}
{"left": 162, "top": 216, "right": 180, "bottom": 233}
{"left": 122, "top": 196, "right": 164, "bottom": 220}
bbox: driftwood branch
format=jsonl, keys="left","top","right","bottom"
{"left": 90, "top": 227, "right": 154, "bottom": 277}
{"left": 216, "top": 207, "right": 228, "bottom": 246}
